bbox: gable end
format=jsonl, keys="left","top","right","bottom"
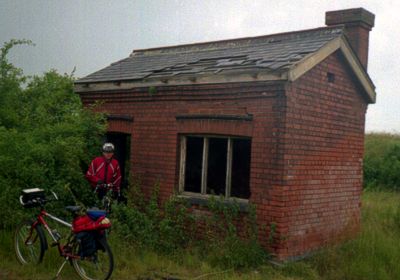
{"left": 288, "top": 35, "right": 376, "bottom": 103}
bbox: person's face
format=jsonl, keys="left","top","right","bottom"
{"left": 103, "top": 152, "right": 113, "bottom": 160}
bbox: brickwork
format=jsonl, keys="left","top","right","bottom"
{"left": 80, "top": 82, "right": 288, "bottom": 250}
{"left": 280, "top": 51, "right": 368, "bottom": 259}
{"left": 107, "top": 119, "right": 133, "bottom": 134}
{"left": 345, "top": 24, "right": 371, "bottom": 69}
{"left": 79, "top": 51, "right": 369, "bottom": 260}
{"left": 81, "top": 44, "right": 367, "bottom": 259}
{"left": 325, "top": 8, "right": 374, "bottom": 69}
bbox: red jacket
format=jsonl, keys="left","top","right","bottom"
{"left": 86, "top": 156, "right": 121, "bottom": 191}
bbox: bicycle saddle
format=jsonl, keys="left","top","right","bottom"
{"left": 65, "top": 206, "right": 81, "bottom": 213}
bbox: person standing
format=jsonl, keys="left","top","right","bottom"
{"left": 86, "top": 143, "right": 121, "bottom": 199}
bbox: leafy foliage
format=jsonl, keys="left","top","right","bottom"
{"left": 200, "top": 196, "right": 268, "bottom": 269}
{"left": 0, "top": 40, "right": 106, "bottom": 228}
{"left": 112, "top": 183, "right": 267, "bottom": 269}
{"left": 112, "top": 183, "right": 196, "bottom": 254}
{"left": 363, "top": 133, "right": 400, "bottom": 190}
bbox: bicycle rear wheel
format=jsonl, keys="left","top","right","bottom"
{"left": 14, "top": 220, "right": 47, "bottom": 264}
{"left": 72, "top": 235, "right": 114, "bottom": 280}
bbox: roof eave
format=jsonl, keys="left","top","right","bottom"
{"left": 287, "top": 36, "right": 376, "bottom": 103}
{"left": 74, "top": 70, "right": 287, "bottom": 93}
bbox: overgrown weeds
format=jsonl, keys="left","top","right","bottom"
{"left": 4, "top": 191, "right": 400, "bottom": 279}
{"left": 198, "top": 195, "right": 268, "bottom": 269}
{"left": 111, "top": 182, "right": 268, "bottom": 269}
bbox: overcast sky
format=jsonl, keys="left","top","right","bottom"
{"left": 1, "top": 0, "right": 399, "bottom": 133}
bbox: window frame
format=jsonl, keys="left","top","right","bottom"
{"left": 179, "top": 134, "right": 250, "bottom": 201}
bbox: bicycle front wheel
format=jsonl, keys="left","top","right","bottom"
{"left": 14, "top": 220, "right": 47, "bottom": 265}
{"left": 72, "top": 235, "right": 114, "bottom": 280}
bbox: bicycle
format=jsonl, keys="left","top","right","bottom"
{"left": 14, "top": 188, "right": 114, "bottom": 280}
{"left": 94, "top": 183, "right": 120, "bottom": 214}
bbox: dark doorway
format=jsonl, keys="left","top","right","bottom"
{"left": 105, "top": 132, "right": 131, "bottom": 189}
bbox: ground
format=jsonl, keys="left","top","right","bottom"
{"left": 1, "top": 191, "right": 399, "bottom": 280}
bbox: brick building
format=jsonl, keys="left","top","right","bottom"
{"left": 75, "top": 8, "right": 376, "bottom": 260}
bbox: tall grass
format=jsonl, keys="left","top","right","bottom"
{"left": 307, "top": 191, "right": 400, "bottom": 280}
{"left": 2, "top": 191, "right": 400, "bottom": 279}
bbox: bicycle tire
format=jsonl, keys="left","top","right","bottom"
{"left": 72, "top": 235, "right": 114, "bottom": 280}
{"left": 14, "top": 220, "right": 47, "bottom": 265}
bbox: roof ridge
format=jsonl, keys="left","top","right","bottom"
{"left": 131, "top": 25, "right": 344, "bottom": 57}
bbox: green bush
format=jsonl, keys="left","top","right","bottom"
{"left": 112, "top": 183, "right": 195, "bottom": 254}
{"left": 112, "top": 185, "right": 267, "bottom": 269}
{"left": 364, "top": 133, "right": 400, "bottom": 190}
{"left": 200, "top": 196, "right": 268, "bottom": 269}
{"left": 0, "top": 40, "right": 105, "bottom": 228}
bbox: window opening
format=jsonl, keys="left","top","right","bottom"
{"left": 180, "top": 135, "right": 251, "bottom": 199}
{"left": 184, "top": 136, "right": 203, "bottom": 193}
{"left": 206, "top": 138, "right": 228, "bottom": 195}
{"left": 327, "top": 72, "right": 335, "bottom": 83}
{"left": 231, "top": 139, "right": 251, "bottom": 199}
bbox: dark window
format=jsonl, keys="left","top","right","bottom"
{"left": 184, "top": 136, "right": 203, "bottom": 193}
{"left": 207, "top": 138, "right": 228, "bottom": 195}
{"left": 231, "top": 139, "right": 251, "bottom": 199}
{"left": 327, "top": 72, "right": 335, "bottom": 83}
{"left": 180, "top": 135, "right": 252, "bottom": 199}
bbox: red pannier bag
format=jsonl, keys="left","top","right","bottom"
{"left": 72, "top": 214, "right": 111, "bottom": 233}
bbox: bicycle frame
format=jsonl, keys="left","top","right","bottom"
{"left": 24, "top": 207, "right": 85, "bottom": 265}
{"left": 94, "top": 184, "right": 117, "bottom": 213}
{"left": 27, "top": 208, "right": 90, "bottom": 278}
{"left": 17, "top": 189, "right": 114, "bottom": 280}
{"left": 32, "top": 209, "right": 72, "bottom": 243}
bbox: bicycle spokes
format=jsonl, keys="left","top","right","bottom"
{"left": 15, "top": 223, "right": 43, "bottom": 264}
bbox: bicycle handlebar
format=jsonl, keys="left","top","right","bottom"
{"left": 94, "top": 183, "right": 120, "bottom": 199}
{"left": 94, "top": 183, "right": 115, "bottom": 193}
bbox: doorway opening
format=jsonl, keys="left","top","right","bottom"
{"left": 105, "top": 132, "right": 131, "bottom": 190}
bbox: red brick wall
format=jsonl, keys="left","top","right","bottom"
{"left": 79, "top": 50, "right": 369, "bottom": 260}
{"left": 280, "top": 50, "right": 368, "bottom": 259}
{"left": 345, "top": 25, "right": 371, "bottom": 69}
{"left": 79, "top": 81, "right": 287, "bottom": 251}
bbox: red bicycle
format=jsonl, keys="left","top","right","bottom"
{"left": 94, "top": 183, "right": 119, "bottom": 214}
{"left": 14, "top": 188, "right": 114, "bottom": 280}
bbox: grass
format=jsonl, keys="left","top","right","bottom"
{"left": 307, "top": 191, "right": 400, "bottom": 280}
{"left": 1, "top": 191, "right": 400, "bottom": 279}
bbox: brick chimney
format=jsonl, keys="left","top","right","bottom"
{"left": 325, "top": 8, "right": 375, "bottom": 70}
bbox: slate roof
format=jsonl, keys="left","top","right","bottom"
{"left": 75, "top": 26, "right": 345, "bottom": 84}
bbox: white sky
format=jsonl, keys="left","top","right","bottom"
{"left": 0, "top": 0, "right": 399, "bottom": 133}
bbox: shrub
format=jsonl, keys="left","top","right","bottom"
{"left": 112, "top": 185, "right": 268, "bottom": 269}
{"left": 364, "top": 133, "right": 400, "bottom": 190}
{"left": 112, "top": 183, "right": 195, "bottom": 254}
{"left": 200, "top": 196, "right": 268, "bottom": 269}
{"left": 0, "top": 40, "right": 105, "bottom": 228}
